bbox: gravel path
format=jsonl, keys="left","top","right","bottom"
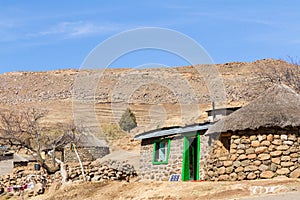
{"left": 238, "top": 191, "right": 300, "bottom": 200}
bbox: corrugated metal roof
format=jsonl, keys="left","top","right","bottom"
{"left": 134, "top": 123, "right": 211, "bottom": 140}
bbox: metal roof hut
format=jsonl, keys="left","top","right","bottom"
{"left": 135, "top": 123, "right": 212, "bottom": 181}
{"left": 204, "top": 84, "right": 300, "bottom": 181}
{"left": 64, "top": 133, "right": 110, "bottom": 163}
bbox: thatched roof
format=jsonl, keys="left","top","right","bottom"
{"left": 13, "top": 153, "right": 28, "bottom": 162}
{"left": 77, "top": 134, "right": 107, "bottom": 147}
{"left": 42, "top": 133, "right": 107, "bottom": 151}
{"left": 206, "top": 84, "right": 300, "bottom": 135}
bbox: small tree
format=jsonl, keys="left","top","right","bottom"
{"left": 118, "top": 108, "right": 137, "bottom": 133}
{"left": 0, "top": 108, "right": 77, "bottom": 174}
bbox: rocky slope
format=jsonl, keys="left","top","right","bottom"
{"left": 0, "top": 59, "right": 295, "bottom": 135}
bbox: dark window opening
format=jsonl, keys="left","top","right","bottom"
{"left": 220, "top": 135, "right": 231, "bottom": 152}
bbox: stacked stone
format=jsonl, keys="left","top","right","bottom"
{"left": 0, "top": 169, "right": 53, "bottom": 187}
{"left": 64, "top": 146, "right": 110, "bottom": 163}
{"left": 67, "top": 159, "right": 137, "bottom": 182}
{"left": 0, "top": 159, "right": 137, "bottom": 198}
{"left": 139, "top": 136, "right": 183, "bottom": 181}
{"left": 204, "top": 130, "right": 300, "bottom": 181}
{"left": 0, "top": 170, "right": 51, "bottom": 198}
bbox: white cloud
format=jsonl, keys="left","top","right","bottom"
{"left": 0, "top": 20, "right": 17, "bottom": 29}
{"left": 189, "top": 11, "right": 275, "bottom": 26}
{"left": 28, "top": 21, "right": 125, "bottom": 38}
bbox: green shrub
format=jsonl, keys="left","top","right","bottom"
{"left": 118, "top": 108, "right": 137, "bottom": 133}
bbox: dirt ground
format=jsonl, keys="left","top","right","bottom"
{"left": 29, "top": 178, "right": 300, "bottom": 200}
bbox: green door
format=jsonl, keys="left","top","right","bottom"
{"left": 182, "top": 133, "right": 200, "bottom": 181}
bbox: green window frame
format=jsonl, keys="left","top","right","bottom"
{"left": 152, "top": 139, "right": 171, "bottom": 165}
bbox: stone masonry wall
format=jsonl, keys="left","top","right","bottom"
{"left": 64, "top": 146, "right": 110, "bottom": 163}
{"left": 0, "top": 159, "right": 136, "bottom": 199}
{"left": 139, "top": 135, "right": 183, "bottom": 181}
{"left": 204, "top": 127, "right": 300, "bottom": 181}
{"left": 200, "top": 134, "right": 211, "bottom": 180}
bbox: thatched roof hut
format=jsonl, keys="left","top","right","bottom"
{"left": 76, "top": 134, "right": 107, "bottom": 147}
{"left": 206, "top": 84, "right": 300, "bottom": 135}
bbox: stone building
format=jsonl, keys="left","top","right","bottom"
{"left": 135, "top": 123, "right": 211, "bottom": 181}
{"left": 205, "top": 106, "right": 241, "bottom": 122}
{"left": 64, "top": 134, "right": 110, "bottom": 163}
{"left": 204, "top": 84, "right": 300, "bottom": 181}
{"left": 0, "top": 151, "right": 29, "bottom": 175}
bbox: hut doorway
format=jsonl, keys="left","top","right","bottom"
{"left": 182, "top": 133, "right": 200, "bottom": 181}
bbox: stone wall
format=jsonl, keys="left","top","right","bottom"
{"left": 139, "top": 135, "right": 183, "bottom": 181}
{"left": 66, "top": 159, "right": 137, "bottom": 182}
{"left": 204, "top": 127, "right": 300, "bottom": 181}
{"left": 0, "top": 159, "right": 136, "bottom": 198}
{"left": 200, "top": 135, "right": 211, "bottom": 180}
{"left": 64, "top": 146, "right": 110, "bottom": 163}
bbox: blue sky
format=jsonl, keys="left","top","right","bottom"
{"left": 0, "top": 1, "right": 299, "bottom": 73}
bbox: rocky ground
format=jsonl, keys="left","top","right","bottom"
{"left": 27, "top": 178, "right": 300, "bottom": 200}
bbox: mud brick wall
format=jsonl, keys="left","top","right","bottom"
{"left": 64, "top": 146, "right": 110, "bottom": 163}
{"left": 204, "top": 127, "right": 300, "bottom": 181}
{"left": 139, "top": 135, "right": 183, "bottom": 181}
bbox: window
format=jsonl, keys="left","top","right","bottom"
{"left": 220, "top": 133, "right": 231, "bottom": 152}
{"left": 152, "top": 139, "right": 170, "bottom": 164}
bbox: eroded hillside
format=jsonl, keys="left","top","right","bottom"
{"left": 0, "top": 59, "right": 294, "bottom": 134}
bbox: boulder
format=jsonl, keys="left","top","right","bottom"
{"left": 283, "top": 141, "right": 293, "bottom": 146}
{"left": 249, "top": 136, "right": 257, "bottom": 141}
{"left": 241, "top": 138, "right": 250, "bottom": 144}
{"left": 233, "top": 161, "right": 241, "bottom": 168}
{"left": 260, "top": 171, "right": 275, "bottom": 179}
{"left": 258, "top": 154, "right": 270, "bottom": 161}
{"left": 255, "top": 147, "right": 267, "bottom": 154}
{"left": 223, "top": 161, "right": 233, "bottom": 167}
{"left": 246, "top": 148, "right": 255, "bottom": 154}
{"left": 217, "top": 167, "right": 226, "bottom": 175}
{"left": 267, "top": 134, "right": 273, "bottom": 141}
{"left": 238, "top": 154, "right": 247, "bottom": 161}
{"left": 280, "top": 135, "right": 288, "bottom": 140}
{"left": 290, "top": 169, "right": 300, "bottom": 178}
{"left": 258, "top": 164, "right": 269, "bottom": 171}
{"left": 241, "top": 160, "right": 250, "bottom": 167}
{"left": 218, "top": 175, "right": 229, "bottom": 181}
{"left": 244, "top": 165, "right": 258, "bottom": 172}
{"left": 281, "top": 156, "right": 291, "bottom": 161}
{"left": 272, "top": 140, "right": 282, "bottom": 145}
{"left": 247, "top": 154, "right": 257, "bottom": 159}
{"left": 261, "top": 141, "right": 271, "bottom": 146}
{"left": 281, "top": 162, "right": 294, "bottom": 167}
{"left": 234, "top": 167, "right": 244, "bottom": 173}
{"left": 253, "top": 160, "right": 262, "bottom": 166}
{"left": 237, "top": 172, "right": 246, "bottom": 180}
{"left": 270, "top": 151, "right": 282, "bottom": 157}
{"left": 276, "top": 168, "right": 290, "bottom": 175}
{"left": 229, "top": 173, "right": 238, "bottom": 181}
{"left": 226, "top": 167, "right": 234, "bottom": 174}
{"left": 271, "top": 157, "right": 281, "bottom": 164}
{"left": 276, "top": 145, "right": 289, "bottom": 151}
{"left": 270, "top": 163, "right": 278, "bottom": 172}
{"left": 247, "top": 172, "right": 256, "bottom": 180}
